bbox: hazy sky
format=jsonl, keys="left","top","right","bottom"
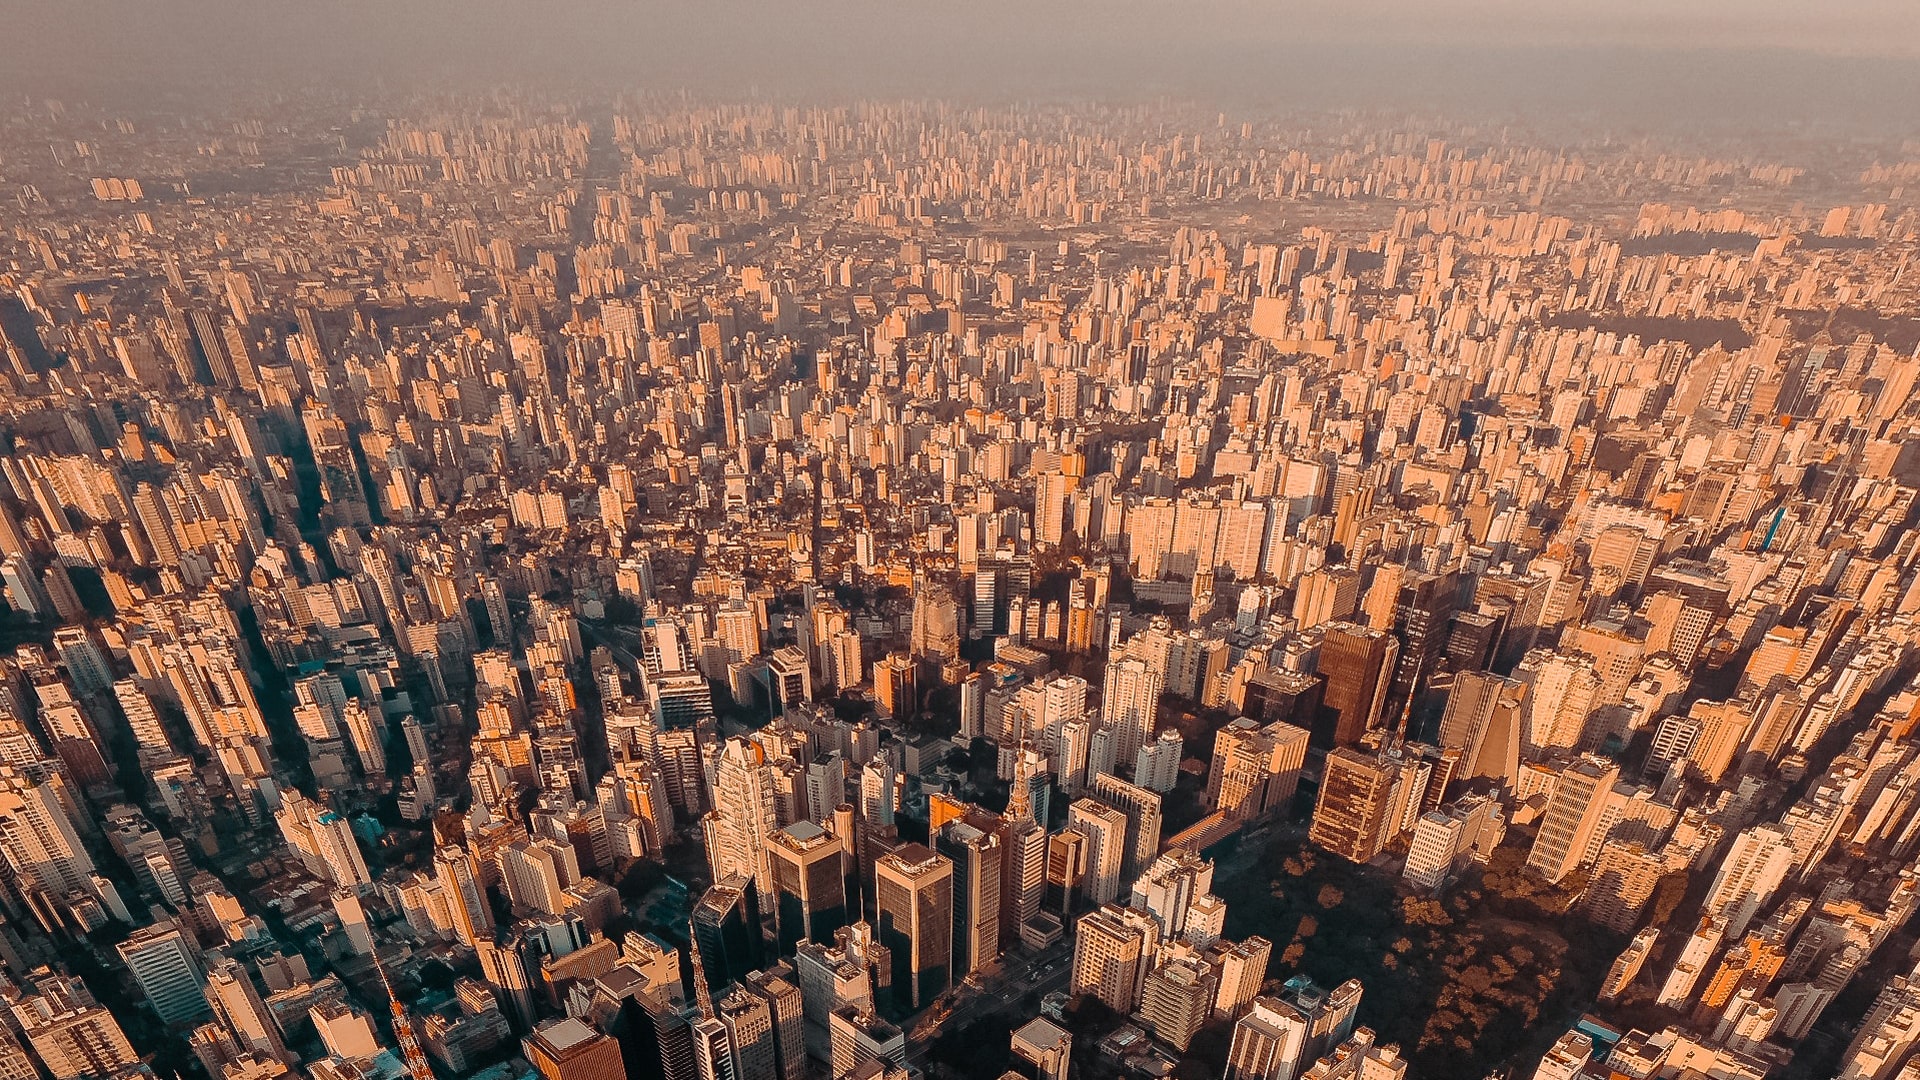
{"left": 5, "top": 1, "right": 1919, "bottom": 131}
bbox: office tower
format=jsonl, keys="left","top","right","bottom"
{"left": 1309, "top": 748, "right": 1402, "bottom": 863}
{"left": 1435, "top": 670, "right": 1525, "bottom": 786}
{"left": 1139, "top": 952, "right": 1217, "bottom": 1051}
{"left": 1070, "top": 904, "right": 1158, "bottom": 1012}
{"left": 118, "top": 919, "right": 212, "bottom": 1026}
{"left": 1009, "top": 1018, "right": 1072, "bottom": 1080}
{"left": 436, "top": 845, "right": 495, "bottom": 947}
{"left": 1316, "top": 623, "right": 1395, "bottom": 747}
{"left": 705, "top": 736, "right": 777, "bottom": 894}
{"left": 1046, "top": 830, "right": 1088, "bottom": 919}
{"left": 767, "top": 820, "right": 848, "bottom": 955}
{"left": 479, "top": 939, "right": 539, "bottom": 1032}
{"left": 1207, "top": 718, "right": 1309, "bottom": 820}
{"left": 692, "top": 877, "right": 766, "bottom": 996}
{"left": 611, "top": 990, "right": 698, "bottom": 1080}
{"left": 1381, "top": 571, "right": 1455, "bottom": 723}
{"left": 1101, "top": 655, "right": 1162, "bottom": 771}
{"left": 1525, "top": 755, "right": 1620, "bottom": 884}
{"left": 873, "top": 844, "right": 952, "bottom": 1014}
{"left": 204, "top": 955, "right": 288, "bottom": 1062}
{"left": 738, "top": 967, "right": 805, "bottom": 1080}
{"left": 524, "top": 1017, "right": 626, "bottom": 1080}
{"left": 1089, "top": 772, "right": 1163, "bottom": 881}
{"left": 1225, "top": 996, "right": 1310, "bottom": 1080}
{"left": 716, "top": 986, "right": 777, "bottom": 1080}
{"left": 8, "top": 970, "right": 140, "bottom": 1080}
{"left": 935, "top": 819, "right": 1001, "bottom": 978}
{"left": 872, "top": 654, "right": 917, "bottom": 720}
{"left": 1065, "top": 799, "right": 1129, "bottom": 904}
{"left": 1001, "top": 754, "right": 1050, "bottom": 949}
{"left": 1704, "top": 824, "right": 1797, "bottom": 937}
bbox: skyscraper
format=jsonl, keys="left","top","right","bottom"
{"left": 1526, "top": 755, "right": 1620, "bottom": 884}
{"left": 1088, "top": 772, "right": 1163, "bottom": 882}
{"left": 705, "top": 736, "right": 778, "bottom": 894}
{"left": 1309, "top": 747, "right": 1401, "bottom": 864}
{"left": 1069, "top": 904, "right": 1157, "bottom": 1012}
{"left": 767, "top": 820, "right": 848, "bottom": 955}
{"left": 692, "top": 876, "right": 767, "bottom": 997}
{"left": 524, "top": 1017, "right": 627, "bottom": 1080}
{"left": 1435, "top": 670, "right": 1525, "bottom": 786}
{"left": 1316, "top": 623, "right": 1395, "bottom": 748}
{"left": 1065, "top": 799, "right": 1129, "bottom": 905}
{"left": 873, "top": 844, "right": 952, "bottom": 1014}
{"left": 1101, "top": 656, "right": 1163, "bottom": 771}
{"left": 935, "top": 819, "right": 1002, "bottom": 978}
{"left": 118, "top": 919, "right": 211, "bottom": 1026}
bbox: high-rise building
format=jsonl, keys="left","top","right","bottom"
{"left": 1225, "top": 996, "right": 1310, "bottom": 1080}
{"left": 1525, "top": 755, "right": 1620, "bottom": 884}
{"left": 873, "top": 844, "right": 952, "bottom": 1014}
{"left": 738, "top": 966, "right": 806, "bottom": 1080}
{"left": 1009, "top": 1018, "right": 1072, "bottom": 1080}
{"left": 1138, "top": 951, "right": 1217, "bottom": 1051}
{"left": 1065, "top": 799, "right": 1129, "bottom": 905}
{"left": 1435, "top": 670, "right": 1525, "bottom": 786}
{"left": 1579, "top": 841, "right": 1667, "bottom": 934}
{"left": 1069, "top": 904, "right": 1158, "bottom": 1012}
{"left": 1703, "top": 824, "right": 1797, "bottom": 938}
{"left": 9, "top": 969, "right": 140, "bottom": 1080}
{"left": 1129, "top": 851, "right": 1214, "bottom": 939}
{"left": 524, "top": 1017, "right": 626, "bottom": 1080}
{"left": 692, "top": 877, "right": 766, "bottom": 997}
{"left": 705, "top": 737, "right": 778, "bottom": 894}
{"left": 1101, "top": 656, "right": 1163, "bottom": 771}
{"left": 935, "top": 819, "right": 1002, "bottom": 979}
{"left": 1309, "top": 748, "right": 1402, "bottom": 863}
{"left": 436, "top": 845, "right": 495, "bottom": 947}
{"left": 204, "top": 955, "right": 288, "bottom": 1062}
{"left": 1089, "top": 773, "right": 1163, "bottom": 882}
{"left": 1316, "top": 623, "right": 1395, "bottom": 747}
{"left": 767, "top": 820, "right": 849, "bottom": 955}
{"left": 118, "top": 919, "right": 212, "bottom": 1026}
{"left": 1206, "top": 718, "right": 1309, "bottom": 820}
{"left": 1134, "top": 729, "right": 1184, "bottom": 794}
{"left": 1211, "top": 936, "right": 1273, "bottom": 1020}
{"left": 716, "top": 985, "right": 778, "bottom": 1080}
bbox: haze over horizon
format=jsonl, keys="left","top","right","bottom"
{"left": 6, "top": 1, "right": 1920, "bottom": 133}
